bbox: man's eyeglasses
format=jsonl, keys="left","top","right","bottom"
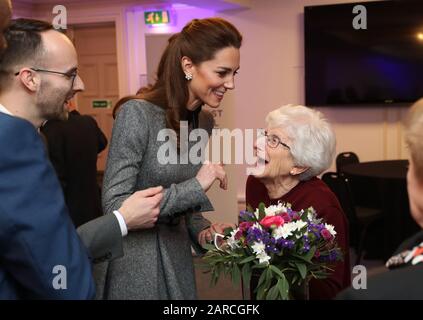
{"left": 258, "top": 130, "right": 291, "bottom": 150}
{"left": 14, "top": 68, "right": 78, "bottom": 87}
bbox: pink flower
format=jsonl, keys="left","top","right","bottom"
{"left": 260, "top": 216, "right": 284, "bottom": 229}
{"left": 239, "top": 221, "right": 253, "bottom": 232}
{"left": 291, "top": 212, "right": 300, "bottom": 220}
{"left": 321, "top": 229, "right": 333, "bottom": 241}
{"left": 280, "top": 212, "right": 292, "bottom": 222}
{"left": 234, "top": 230, "right": 243, "bottom": 240}
{"left": 314, "top": 250, "right": 321, "bottom": 258}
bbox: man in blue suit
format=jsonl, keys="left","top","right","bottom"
{"left": 0, "top": 4, "right": 163, "bottom": 299}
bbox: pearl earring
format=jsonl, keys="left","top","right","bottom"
{"left": 185, "top": 72, "right": 193, "bottom": 81}
{"left": 290, "top": 170, "right": 295, "bottom": 175}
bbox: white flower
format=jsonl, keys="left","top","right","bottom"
{"left": 254, "top": 208, "right": 260, "bottom": 219}
{"left": 254, "top": 202, "right": 288, "bottom": 218}
{"left": 325, "top": 223, "right": 337, "bottom": 237}
{"left": 293, "top": 220, "right": 307, "bottom": 231}
{"left": 273, "top": 222, "right": 295, "bottom": 239}
{"left": 251, "top": 241, "right": 266, "bottom": 255}
{"left": 264, "top": 203, "right": 287, "bottom": 216}
{"left": 226, "top": 229, "right": 240, "bottom": 249}
{"left": 257, "top": 251, "right": 271, "bottom": 265}
{"left": 253, "top": 222, "right": 263, "bottom": 231}
{"left": 273, "top": 219, "right": 308, "bottom": 240}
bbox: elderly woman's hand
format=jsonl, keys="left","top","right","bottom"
{"left": 198, "top": 222, "right": 236, "bottom": 247}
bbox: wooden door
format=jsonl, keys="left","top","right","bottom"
{"left": 71, "top": 23, "right": 119, "bottom": 171}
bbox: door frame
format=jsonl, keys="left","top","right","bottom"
{"left": 64, "top": 8, "right": 129, "bottom": 98}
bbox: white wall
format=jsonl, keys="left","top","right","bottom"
{"left": 216, "top": 0, "right": 410, "bottom": 201}
{"left": 125, "top": 4, "right": 215, "bottom": 93}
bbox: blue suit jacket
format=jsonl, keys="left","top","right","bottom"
{"left": 0, "top": 112, "right": 95, "bottom": 299}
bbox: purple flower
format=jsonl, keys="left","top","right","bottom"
{"left": 300, "top": 235, "right": 310, "bottom": 253}
{"left": 318, "top": 249, "right": 340, "bottom": 262}
{"left": 277, "top": 238, "right": 295, "bottom": 249}
{"left": 291, "top": 211, "right": 301, "bottom": 221}
{"left": 239, "top": 210, "right": 255, "bottom": 222}
{"left": 329, "top": 250, "right": 339, "bottom": 262}
{"left": 263, "top": 236, "right": 278, "bottom": 254}
{"left": 246, "top": 227, "right": 264, "bottom": 243}
{"left": 307, "top": 223, "right": 323, "bottom": 239}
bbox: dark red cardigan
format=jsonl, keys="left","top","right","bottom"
{"left": 245, "top": 175, "right": 351, "bottom": 300}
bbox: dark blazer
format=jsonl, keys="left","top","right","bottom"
{"left": 337, "top": 230, "right": 423, "bottom": 300}
{"left": 0, "top": 113, "right": 122, "bottom": 299}
{"left": 41, "top": 110, "right": 107, "bottom": 227}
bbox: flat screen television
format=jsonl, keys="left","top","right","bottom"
{"left": 304, "top": 0, "right": 423, "bottom": 106}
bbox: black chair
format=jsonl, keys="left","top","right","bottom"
{"left": 336, "top": 152, "right": 359, "bottom": 173}
{"left": 322, "top": 172, "right": 383, "bottom": 265}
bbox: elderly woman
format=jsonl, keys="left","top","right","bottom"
{"left": 246, "top": 104, "right": 351, "bottom": 300}
{"left": 338, "top": 99, "right": 423, "bottom": 299}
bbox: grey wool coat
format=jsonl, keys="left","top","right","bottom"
{"left": 98, "top": 99, "right": 215, "bottom": 299}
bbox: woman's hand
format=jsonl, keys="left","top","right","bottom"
{"left": 198, "top": 222, "right": 236, "bottom": 247}
{"left": 196, "top": 161, "right": 227, "bottom": 192}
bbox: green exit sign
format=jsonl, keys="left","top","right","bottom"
{"left": 144, "top": 11, "right": 170, "bottom": 25}
{"left": 92, "top": 100, "right": 112, "bottom": 109}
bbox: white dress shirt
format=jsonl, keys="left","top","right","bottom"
{"left": 0, "top": 103, "right": 13, "bottom": 115}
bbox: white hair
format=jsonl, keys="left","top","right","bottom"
{"left": 265, "top": 104, "right": 336, "bottom": 181}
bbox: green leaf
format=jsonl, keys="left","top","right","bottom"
{"left": 241, "top": 264, "right": 252, "bottom": 289}
{"left": 231, "top": 264, "right": 241, "bottom": 286}
{"left": 277, "top": 275, "right": 289, "bottom": 300}
{"left": 240, "top": 256, "right": 256, "bottom": 264}
{"left": 262, "top": 268, "right": 272, "bottom": 295}
{"left": 256, "top": 283, "right": 266, "bottom": 300}
{"left": 269, "top": 265, "right": 285, "bottom": 279}
{"left": 290, "top": 252, "right": 313, "bottom": 264}
{"left": 303, "top": 246, "right": 317, "bottom": 262}
{"left": 295, "top": 262, "right": 307, "bottom": 280}
{"left": 292, "top": 274, "right": 299, "bottom": 285}
{"left": 258, "top": 202, "right": 266, "bottom": 221}
{"left": 255, "top": 270, "right": 272, "bottom": 300}
{"left": 256, "top": 269, "right": 267, "bottom": 289}
{"left": 223, "top": 227, "right": 233, "bottom": 236}
{"left": 266, "top": 284, "right": 279, "bottom": 300}
{"left": 265, "top": 267, "right": 272, "bottom": 283}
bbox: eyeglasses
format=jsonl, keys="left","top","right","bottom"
{"left": 258, "top": 130, "right": 291, "bottom": 150}
{"left": 14, "top": 68, "right": 78, "bottom": 87}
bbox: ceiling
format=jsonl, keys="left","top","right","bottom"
{"left": 13, "top": 0, "right": 251, "bottom": 11}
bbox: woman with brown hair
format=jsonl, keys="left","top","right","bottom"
{"left": 100, "top": 17, "right": 242, "bottom": 299}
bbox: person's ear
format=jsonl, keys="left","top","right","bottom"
{"left": 181, "top": 56, "right": 195, "bottom": 80}
{"left": 17, "top": 68, "right": 39, "bottom": 92}
{"left": 290, "top": 166, "right": 309, "bottom": 176}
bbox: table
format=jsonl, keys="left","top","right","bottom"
{"left": 342, "top": 160, "right": 420, "bottom": 260}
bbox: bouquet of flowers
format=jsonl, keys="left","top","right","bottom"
{"left": 202, "top": 202, "right": 343, "bottom": 300}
